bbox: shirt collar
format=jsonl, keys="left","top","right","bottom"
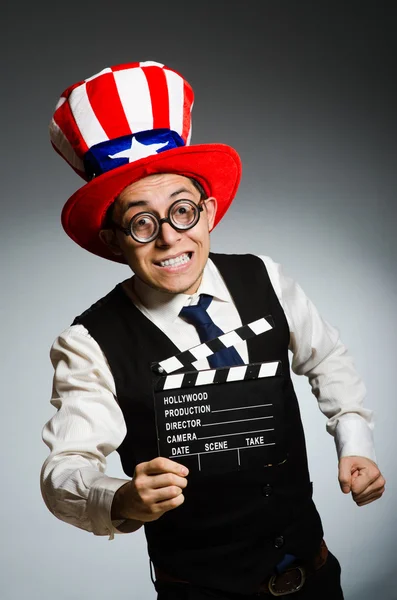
{"left": 130, "top": 257, "right": 232, "bottom": 323}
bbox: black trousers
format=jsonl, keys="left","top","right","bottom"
{"left": 155, "top": 552, "right": 344, "bottom": 600}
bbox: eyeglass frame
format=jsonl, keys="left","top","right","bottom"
{"left": 112, "top": 198, "right": 206, "bottom": 244}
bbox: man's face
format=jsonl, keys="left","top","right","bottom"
{"left": 106, "top": 173, "right": 217, "bottom": 295}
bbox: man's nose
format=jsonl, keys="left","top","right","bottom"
{"left": 156, "top": 221, "right": 182, "bottom": 246}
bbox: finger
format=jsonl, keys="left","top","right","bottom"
{"left": 351, "top": 472, "right": 384, "bottom": 496}
{"left": 150, "top": 473, "right": 188, "bottom": 490}
{"left": 141, "top": 457, "right": 189, "bottom": 477}
{"left": 153, "top": 485, "right": 183, "bottom": 503}
{"left": 155, "top": 493, "right": 185, "bottom": 513}
{"left": 353, "top": 481, "right": 386, "bottom": 503}
{"left": 353, "top": 476, "right": 385, "bottom": 496}
{"left": 351, "top": 477, "right": 372, "bottom": 496}
{"left": 338, "top": 464, "right": 354, "bottom": 493}
{"left": 356, "top": 491, "right": 385, "bottom": 506}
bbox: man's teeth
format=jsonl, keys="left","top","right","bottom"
{"left": 159, "top": 253, "right": 191, "bottom": 267}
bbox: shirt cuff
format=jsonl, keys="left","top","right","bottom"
{"left": 87, "top": 476, "right": 130, "bottom": 539}
{"left": 333, "top": 413, "right": 376, "bottom": 463}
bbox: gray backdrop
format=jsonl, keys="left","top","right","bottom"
{"left": 2, "top": 1, "right": 396, "bottom": 599}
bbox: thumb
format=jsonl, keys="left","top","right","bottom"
{"left": 338, "top": 460, "right": 353, "bottom": 494}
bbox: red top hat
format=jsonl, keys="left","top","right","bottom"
{"left": 50, "top": 60, "right": 242, "bottom": 262}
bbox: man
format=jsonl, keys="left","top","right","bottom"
{"left": 41, "top": 60, "right": 385, "bottom": 599}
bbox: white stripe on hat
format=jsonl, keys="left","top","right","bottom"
{"left": 113, "top": 67, "right": 153, "bottom": 133}
{"left": 186, "top": 99, "right": 194, "bottom": 144}
{"left": 55, "top": 96, "right": 67, "bottom": 111}
{"left": 50, "top": 118, "right": 85, "bottom": 172}
{"left": 85, "top": 67, "right": 112, "bottom": 83}
{"left": 164, "top": 68, "right": 185, "bottom": 137}
{"left": 139, "top": 61, "right": 164, "bottom": 68}
{"left": 69, "top": 82, "right": 108, "bottom": 148}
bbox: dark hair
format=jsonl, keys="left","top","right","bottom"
{"left": 102, "top": 176, "right": 208, "bottom": 230}
{"left": 102, "top": 201, "right": 116, "bottom": 230}
{"left": 189, "top": 177, "right": 208, "bottom": 201}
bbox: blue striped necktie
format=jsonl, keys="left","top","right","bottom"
{"left": 179, "top": 294, "right": 244, "bottom": 368}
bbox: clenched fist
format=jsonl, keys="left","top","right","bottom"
{"left": 111, "top": 457, "right": 189, "bottom": 523}
{"left": 338, "top": 456, "right": 385, "bottom": 506}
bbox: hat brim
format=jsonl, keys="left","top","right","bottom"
{"left": 61, "top": 143, "right": 241, "bottom": 263}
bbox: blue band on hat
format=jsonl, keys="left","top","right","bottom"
{"left": 84, "top": 129, "right": 185, "bottom": 180}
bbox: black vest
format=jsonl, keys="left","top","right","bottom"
{"left": 73, "top": 254, "right": 323, "bottom": 594}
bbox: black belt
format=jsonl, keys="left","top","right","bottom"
{"left": 154, "top": 539, "right": 329, "bottom": 597}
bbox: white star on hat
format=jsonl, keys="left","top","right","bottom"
{"left": 109, "top": 137, "right": 168, "bottom": 162}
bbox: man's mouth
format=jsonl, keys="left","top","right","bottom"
{"left": 157, "top": 252, "right": 192, "bottom": 267}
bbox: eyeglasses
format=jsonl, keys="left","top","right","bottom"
{"left": 113, "top": 198, "right": 205, "bottom": 243}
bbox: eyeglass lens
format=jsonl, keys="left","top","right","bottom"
{"left": 130, "top": 200, "right": 200, "bottom": 242}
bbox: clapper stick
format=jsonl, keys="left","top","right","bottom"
{"left": 151, "top": 316, "right": 275, "bottom": 375}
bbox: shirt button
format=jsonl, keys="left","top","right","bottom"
{"left": 274, "top": 536, "right": 285, "bottom": 549}
{"left": 262, "top": 484, "right": 273, "bottom": 497}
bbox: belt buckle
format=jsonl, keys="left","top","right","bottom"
{"left": 268, "top": 566, "right": 306, "bottom": 596}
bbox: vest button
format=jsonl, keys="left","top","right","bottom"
{"left": 262, "top": 484, "right": 273, "bottom": 497}
{"left": 274, "top": 535, "right": 285, "bottom": 549}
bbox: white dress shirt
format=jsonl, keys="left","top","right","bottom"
{"left": 41, "top": 255, "right": 375, "bottom": 539}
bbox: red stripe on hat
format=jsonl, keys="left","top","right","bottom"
{"left": 86, "top": 73, "right": 131, "bottom": 139}
{"left": 142, "top": 66, "right": 170, "bottom": 129}
{"left": 54, "top": 95, "right": 89, "bottom": 159}
{"left": 181, "top": 80, "right": 194, "bottom": 143}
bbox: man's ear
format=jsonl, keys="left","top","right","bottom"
{"left": 204, "top": 197, "right": 218, "bottom": 231}
{"left": 99, "top": 229, "right": 124, "bottom": 256}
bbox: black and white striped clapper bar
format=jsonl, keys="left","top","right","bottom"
{"left": 151, "top": 316, "right": 287, "bottom": 475}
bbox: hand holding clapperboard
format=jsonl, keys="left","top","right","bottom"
{"left": 151, "top": 316, "right": 288, "bottom": 475}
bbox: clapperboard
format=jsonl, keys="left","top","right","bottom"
{"left": 151, "top": 317, "right": 287, "bottom": 475}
